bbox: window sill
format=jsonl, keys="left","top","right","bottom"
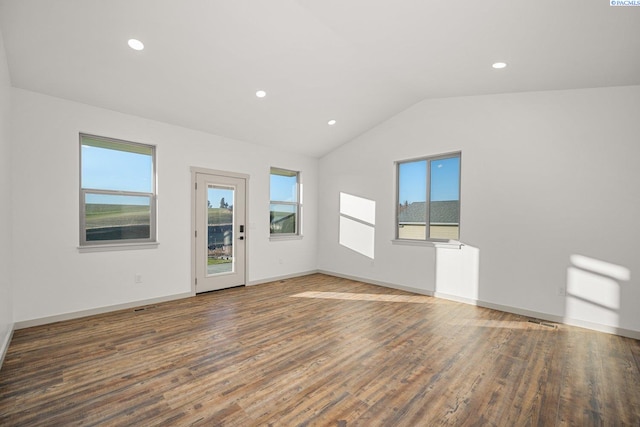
{"left": 391, "top": 239, "right": 462, "bottom": 249}
{"left": 269, "top": 235, "right": 303, "bottom": 242}
{"left": 78, "top": 242, "right": 160, "bottom": 253}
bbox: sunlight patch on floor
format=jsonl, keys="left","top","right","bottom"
{"left": 291, "top": 291, "right": 433, "bottom": 304}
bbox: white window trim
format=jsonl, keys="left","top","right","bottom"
{"left": 269, "top": 235, "right": 304, "bottom": 242}
{"left": 79, "top": 133, "right": 157, "bottom": 249}
{"left": 269, "top": 167, "right": 302, "bottom": 239}
{"left": 78, "top": 242, "right": 160, "bottom": 253}
{"left": 391, "top": 239, "right": 462, "bottom": 249}
{"left": 395, "top": 151, "right": 461, "bottom": 243}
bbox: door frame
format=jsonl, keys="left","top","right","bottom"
{"left": 190, "top": 166, "right": 250, "bottom": 295}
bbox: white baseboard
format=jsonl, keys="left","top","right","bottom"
{"left": 248, "top": 270, "right": 320, "bottom": 286}
{"left": 433, "top": 291, "right": 480, "bottom": 306}
{"left": 0, "top": 325, "right": 14, "bottom": 370}
{"left": 10, "top": 271, "right": 640, "bottom": 341}
{"left": 477, "top": 300, "right": 640, "bottom": 340}
{"left": 560, "top": 316, "right": 640, "bottom": 340}
{"left": 318, "top": 270, "right": 640, "bottom": 341}
{"left": 318, "top": 269, "right": 435, "bottom": 297}
{"left": 476, "top": 300, "right": 564, "bottom": 324}
{"left": 13, "top": 270, "right": 322, "bottom": 330}
{"left": 14, "top": 292, "right": 192, "bottom": 330}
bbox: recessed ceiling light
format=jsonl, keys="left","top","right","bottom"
{"left": 492, "top": 62, "right": 507, "bottom": 69}
{"left": 328, "top": 119, "right": 337, "bottom": 126}
{"left": 128, "top": 39, "right": 144, "bottom": 51}
{"left": 256, "top": 90, "right": 266, "bottom": 98}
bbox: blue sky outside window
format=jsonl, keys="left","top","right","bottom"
{"left": 270, "top": 172, "right": 297, "bottom": 202}
{"left": 81, "top": 143, "right": 153, "bottom": 194}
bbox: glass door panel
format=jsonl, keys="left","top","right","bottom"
{"left": 207, "top": 185, "right": 234, "bottom": 276}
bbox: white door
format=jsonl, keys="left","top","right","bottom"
{"left": 194, "top": 172, "right": 246, "bottom": 292}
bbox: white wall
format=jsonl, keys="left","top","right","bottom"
{"left": 0, "top": 25, "right": 14, "bottom": 362}
{"left": 10, "top": 88, "right": 318, "bottom": 324}
{"left": 6, "top": 79, "right": 640, "bottom": 339}
{"left": 318, "top": 86, "right": 640, "bottom": 336}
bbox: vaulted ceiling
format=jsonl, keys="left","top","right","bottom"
{"left": 1, "top": 0, "right": 639, "bottom": 157}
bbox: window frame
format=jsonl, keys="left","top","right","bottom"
{"left": 79, "top": 133, "right": 157, "bottom": 247}
{"left": 395, "top": 151, "right": 461, "bottom": 242}
{"left": 269, "top": 167, "right": 302, "bottom": 239}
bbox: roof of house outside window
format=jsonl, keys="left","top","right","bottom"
{"left": 398, "top": 201, "right": 459, "bottom": 224}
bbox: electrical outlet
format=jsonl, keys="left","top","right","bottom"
{"left": 557, "top": 286, "right": 565, "bottom": 296}
{"left": 135, "top": 274, "right": 143, "bottom": 284}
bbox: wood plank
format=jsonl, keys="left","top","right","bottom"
{"left": 1, "top": 273, "right": 639, "bottom": 426}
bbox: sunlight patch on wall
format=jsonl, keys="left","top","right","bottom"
{"left": 340, "top": 192, "right": 375, "bottom": 224}
{"left": 570, "top": 254, "right": 631, "bottom": 281}
{"left": 339, "top": 192, "right": 375, "bottom": 259}
{"left": 565, "top": 254, "right": 630, "bottom": 328}
{"left": 435, "top": 244, "right": 480, "bottom": 300}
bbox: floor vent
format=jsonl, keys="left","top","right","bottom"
{"left": 527, "top": 319, "right": 558, "bottom": 329}
{"left": 134, "top": 305, "right": 158, "bottom": 312}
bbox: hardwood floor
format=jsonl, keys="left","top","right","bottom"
{"left": 1, "top": 273, "right": 639, "bottom": 426}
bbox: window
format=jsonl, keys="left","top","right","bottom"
{"left": 270, "top": 167, "right": 301, "bottom": 237}
{"left": 396, "top": 152, "right": 460, "bottom": 241}
{"left": 80, "top": 134, "right": 156, "bottom": 246}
